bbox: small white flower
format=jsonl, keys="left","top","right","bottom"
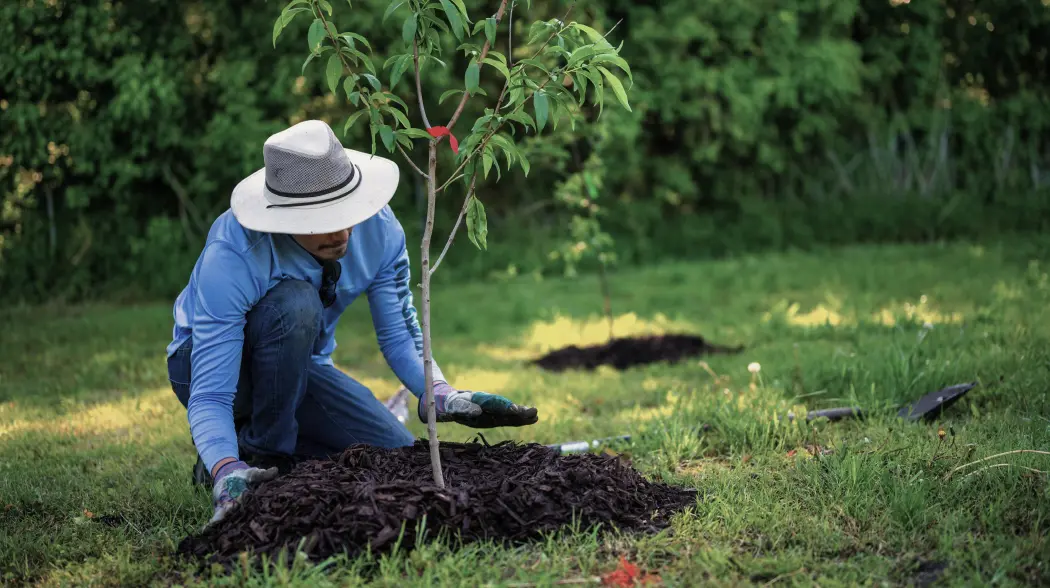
{"left": 923, "top": 321, "right": 934, "bottom": 330}
{"left": 748, "top": 362, "right": 761, "bottom": 374}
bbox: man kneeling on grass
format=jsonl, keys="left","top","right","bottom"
{"left": 165, "top": 120, "right": 538, "bottom": 524}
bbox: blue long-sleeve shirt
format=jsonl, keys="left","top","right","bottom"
{"left": 166, "top": 205, "right": 444, "bottom": 472}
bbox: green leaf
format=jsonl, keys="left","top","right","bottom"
{"left": 340, "top": 32, "right": 374, "bottom": 53}
{"left": 465, "top": 61, "right": 480, "bottom": 94}
{"left": 591, "top": 53, "right": 632, "bottom": 82}
{"left": 439, "top": 89, "right": 464, "bottom": 104}
{"left": 397, "top": 128, "right": 435, "bottom": 140}
{"left": 380, "top": 124, "right": 395, "bottom": 152}
{"left": 345, "top": 83, "right": 360, "bottom": 105}
{"left": 343, "top": 46, "right": 376, "bottom": 74}
{"left": 526, "top": 22, "right": 551, "bottom": 45}
{"left": 396, "top": 133, "right": 413, "bottom": 149}
{"left": 362, "top": 73, "right": 382, "bottom": 91}
{"left": 581, "top": 67, "right": 604, "bottom": 112}
{"left": 506, "top": 111, "right": 536, "bottom": 131}
{"left": 484, "top": 17, "right": 497, "bottom": 45}
{"left": 489, "top": 133, "right": 517, "bottom": 168}
{"left": 383, "top": 1, "right": 405, "bottom": 22}
{"left": 272, "top": 17, "right": 284, "bottom": 48}
{"left": 573, "top": 72, "right": 589, "bottom": 104}
{"left": 301, "top": 51, "right": 317, "bottom": 74}
{"left": 518, "top": 57, "right": 549, "bottom": 74}
{"left": 308, "top": 19, "right": 327, "bottom": 53}
{"left": 343, "top": 109, "right": 369, "bottom": 135}
{"left": 572, "top": 23, "right": 607, "bottom": 45}
{"left": 325, "top": 54, "right": 342, "bottom": 95}
{"left": 567, "top": 45, "right": 597, "bottom": 69}
{"left": 482, "top": 152, "right": 493, "bottom": 179}
{"left": 466, "top": 195, "right": 488, "bottom": 250}
{"left": 439, "top": 0, "right": 464, "bottom": 40}
{"left": 451, "top": 0, "right": 471, "bottom": 23}
{"left": 319, "top": 0, "right": 333, "bottom": 15}
{"left": 381, "top": 91, "right": 410, "bottom": 112}
{"left": 534, "top": 91, "right": 549, "bottom": 131}
{"left": 389, "top": 54, "right": 411, "bottom": 90}
{"left": 273, "top": 7, "right": 308, "bottom": 47}
{"left": 420, "top": 12, "right": 450, "bottom": 34}
{"left": 402, "top": 14, "right": 417, "bottom": 44}
{"left": 471, "top": 114, "right": 494, "bottom": 132}
{"left": 456, "top": 42, "right": 483, "bottom": 57}
{"left": 482, "top": 58, "right": 510, "bottom": 81}
{"left": 388, "top": 106, "right": 411, "bottom": 129}
{"left": 283, "top": 0, "right": 310, "bottom": 9}
{"left": 519, "top": 153, "right": 531, "bottom": 176}
{"left": 598, "top": 66, "right": 631, "bottom": 111}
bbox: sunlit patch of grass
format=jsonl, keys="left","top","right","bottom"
{"left": 522, "top": 312, "right": 696, "bottom": 352}
{"left": 0, "top": 388, "right": 178, "bottom": 441}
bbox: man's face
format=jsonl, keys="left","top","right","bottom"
{"left": 293, "top": 227, "right": 352, "bottom": 260}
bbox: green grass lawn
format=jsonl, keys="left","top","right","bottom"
{"left": 2, "top": 240, "right": 1049, "bottom": 586}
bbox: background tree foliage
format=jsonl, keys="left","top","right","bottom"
{"left": 2, "top": 0, "right": 1049, "bottom": 303}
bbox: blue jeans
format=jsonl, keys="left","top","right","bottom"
{"left": 167, "top": 279, "right": 415, "bottom": 464}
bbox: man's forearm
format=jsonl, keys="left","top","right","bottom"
{"left": 187, "top": 390, "right": 240, "bottom": 474}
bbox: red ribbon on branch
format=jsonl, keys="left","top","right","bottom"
{"left": 426, "top": 126, "right": 459, "bottom": 154}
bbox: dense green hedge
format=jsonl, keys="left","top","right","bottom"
{"left": 2, "top": 0, "right": 1049, "bottom": 302}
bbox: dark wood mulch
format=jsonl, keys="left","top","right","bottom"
{"left": 177, "top": 440, "right": 698, "bottom": 566}
{"left": 530, "top": 334, "right": 743, "bottom": 372}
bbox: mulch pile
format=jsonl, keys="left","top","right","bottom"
{"left": 530, "top": 334, "right": 743, "bottom": 372}
{"left": 177, "top": 440, "right": 697, "bottom": 566}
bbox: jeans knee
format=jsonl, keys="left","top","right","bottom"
{"left": 247, "top": 279, "right": 323, "bottom": 349}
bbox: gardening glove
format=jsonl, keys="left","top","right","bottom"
{"left": 208, "top": 460, "right": 278, "bottom": 526}
{"left": 419, "top": 381, "right": 538, "bottom": 428}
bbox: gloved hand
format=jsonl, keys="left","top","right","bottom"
{"left": 419, "top": 381, "right": 538, "bottom": 428}
{"left": 208, "top": 460, "right": 279, "bottom": 525}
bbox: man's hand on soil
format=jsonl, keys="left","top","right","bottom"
{"left": 208, "top": 461, "right": 279, "bottom": 525}
{"left": 421, "top": 381, "right": 538, "bottom": 428}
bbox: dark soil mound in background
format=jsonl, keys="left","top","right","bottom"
{"left": 530, "top": 334, "right": 743, "bottom": 372}
{"left": 177, "top": 441, "right": 697, "bottom": 566}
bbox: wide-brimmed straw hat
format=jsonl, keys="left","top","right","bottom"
{"left": 231, "top": 119, "right": 400, "bottom": 235}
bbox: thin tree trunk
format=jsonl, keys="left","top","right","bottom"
{"left": 598, "top": 258, "right": 613, "bottom": 341}
{"left": 45, "top": 186, "right": 56, "bottom": 259}
{"left": 421, "top": 142, "right": 445, "bottom": 488}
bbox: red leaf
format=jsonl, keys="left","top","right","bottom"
{"left": 425, "top": 126, "right": 459, "bottom": 154}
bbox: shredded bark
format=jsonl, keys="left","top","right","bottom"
{"left": 177, "top": 440, "right": 697, "bottom": 565}
{"left": 531, "top": 334, "right": 743, "bottom": 372}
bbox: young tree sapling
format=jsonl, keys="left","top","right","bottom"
{"left": 274, "top": 0, "right": 633, "bottom": 487}
{"left": 551, "top": 142, "right": 617, "bottom": 341}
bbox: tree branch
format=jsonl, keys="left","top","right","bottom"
{"left": 397, "top": 143, "right": 429, "bottom": 178}
{"left": 318, "top": 6, "right": 427, "bottom": 176}
{"left": 436, "top": 74, "right": 558, "bottom": 193}
{"left": 435, "top": 3, "right": 575, "bottom": 186}
{"left": 444, "top": 0, "right": 512, "bottom": 134}
{"left": 430, "top": 174, "right": 477, "bottom": 276}
{"left": 507, "top": 0, "right": 514, "bottom": 69}
{"left": 161, "top": 163, "right": 207, "bottom": 236}
{"left": 414, "top": 39, "right": 433, "bottom": 129}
